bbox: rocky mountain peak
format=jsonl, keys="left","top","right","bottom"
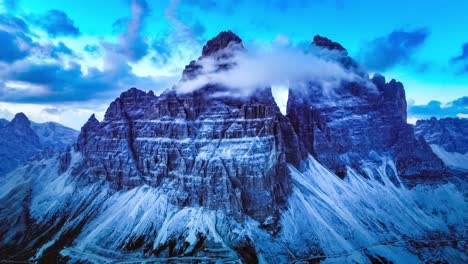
{"left": 87, "top": 114, "right": 99, "bottom": 125}
{"left": 202, "top": 30, "right": 243, "bottom": 57}
{"left": 313, "top": 35, "right": 347, "bottom": 53}
{"left": 9, "top": 112, "right": 30, "bottom": 129}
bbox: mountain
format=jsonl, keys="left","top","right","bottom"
{"left": 0, "top": 118, "right": 8, "bottom": 127}
{"left": 415, "top": 117, "right": 468, "bottom": 171}
{"left": 31, "top": 121, "right": 80, "bottom": 149}
{"left": 0, "top": 113, "right": 79, "bottom": 176}
{"left": 288, "top": 36, "right": 446, "bottom": 184}
{"left": 0, "top": 31, "right": 466, "bottom": 263}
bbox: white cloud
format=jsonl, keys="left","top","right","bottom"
{"left": 175, "top": 44, "right": 370, "bottom": 98}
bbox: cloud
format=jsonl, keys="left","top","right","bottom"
{"left": 0, "top": 30, "right": 34, "bottom": 63}
{"left": 0, "top": 14, "right": 28, "bottom": 33}
{"left": 50, "top": 42, "right": 75, "bottom": 59}
{"left": 359, "top": 28, "right": 429, "bottom": 71}
{"left": 31, "top": 10, "right": 80, "bottom": 37}
{"left": 451, "top": 43, "right": 468, "bottom": 62}
{"left": 41, "top": 107, "right": 62, "bottom": 115}
{"left": 450, "top": 43, "right": 468, "bottom": 73}
{"left": 108, "top": 0, "right": 150, "bottom": 62}
{"left": 408, "top": 96, "right": 468, "bottom": 120}
{"left": 176, "top": 44, "right": 369, "bottom": 97}
{"left": 0, "top": 54, "right": 173, "bottom": 103}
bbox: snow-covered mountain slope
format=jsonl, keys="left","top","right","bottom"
{"left": 0, "top": 150, "right": 466, "bottom": 263}
{"left": 0, "top": 113, "right": 78, "bottom": 176}
{"left": 415, "top": 118, "right": 468, "bottom": 171}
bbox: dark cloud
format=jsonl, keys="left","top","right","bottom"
{"left": 451, "top": 96, "right": 468, "bottom": 107}
{"left": 0, "top": 14, "right": 77, "bottom": 62}
{"left": 0, "top": 2, "right": 175, "bottom": 106}
{"left": 359, "top": 28, "right": 429, "bottom": 71}
{"left": 409, "top": 96, "right": 468, "bottom": 119}
{"left": 31, "top": 10, "right": 80, "bottom": 37}
{"left": 452, "top": 43, "right": 468, "bottom": 62}
{"left": 0, "top": 30, "right": 34, "bottom": 63}
{"left": 50, "top": 42, "right": 75, "bottom": 59}
{"left": 0, "top": 53, "right": 176, "bottom": 103}
{"left": 450, "top": 43, "right": 468, "bottom": 73}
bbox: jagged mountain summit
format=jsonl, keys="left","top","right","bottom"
{"left": 0, "top": 113, "right": 79, "bottom": 176}
{"left": 415, "top": 117, "right": 468, "bottom": 171}
{"left": 0, "top": 31, "right": 466, "bottom": 263}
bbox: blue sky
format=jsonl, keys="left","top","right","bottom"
{"left": 0, "top": 0, "right": 467, "bottom": 129}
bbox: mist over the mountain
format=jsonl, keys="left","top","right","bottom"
{"left": 176, "top": 41, "right": 371, "bottom": 97}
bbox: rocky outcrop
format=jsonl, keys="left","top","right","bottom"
{"left": 287, "top": 38, "right": 446, "bottom": 181}
{"left": 313, "top": 35, "right": 346, "bottom": 53}
{"left": 415, "top": 117, "right": 468, "bottom": 154}
{"left": 76, "top": 32, "right": 305, "bottom": 228}
{"left": 201, "top": 30, "right": 242, "bottom": 57}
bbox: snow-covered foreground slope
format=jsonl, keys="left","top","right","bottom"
{"left": 0, "top": 150, "right": 466, "bottom": 263}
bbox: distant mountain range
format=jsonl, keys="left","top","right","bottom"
{"left": 0, "top": 113, "right": 78, "bottom": 176}
{"left": 0, "top": 31, "right": 466, "bottom": 263}
{"left": 415, "top": 117, "right": 468, "bottom": 171}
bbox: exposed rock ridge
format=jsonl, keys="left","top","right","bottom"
{"left": 313, "top": 35, "right": 347, "bottom": 53}
{"left": 202, "top": 30, "right": 243, "bottom": 57}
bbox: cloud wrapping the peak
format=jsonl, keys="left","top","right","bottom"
{"left": 359, "top": 28, "right": 429, "bottom": 71}
{"left": 31, "top": 10, "right": 80, "bottom": 37}
{"left": 176, "top": 44, "right": 369, "bottom": 97}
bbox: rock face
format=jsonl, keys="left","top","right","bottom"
{"left": 313, "top": 35, "right": 347, "bottom": 53}
{"left": 287, "top": 37, "right": 446, "bottom": 181}
{"left": 0, "top": 113, "right": 78, "bottom": 176}
{"left": 415, "top": 117, "right": 468, "bottom": 154}
{"left": 76, "top": 31, "right": 305, "bottom": 227}
{"left": 201, "top": 30, "right": 242, "bottom": 57}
